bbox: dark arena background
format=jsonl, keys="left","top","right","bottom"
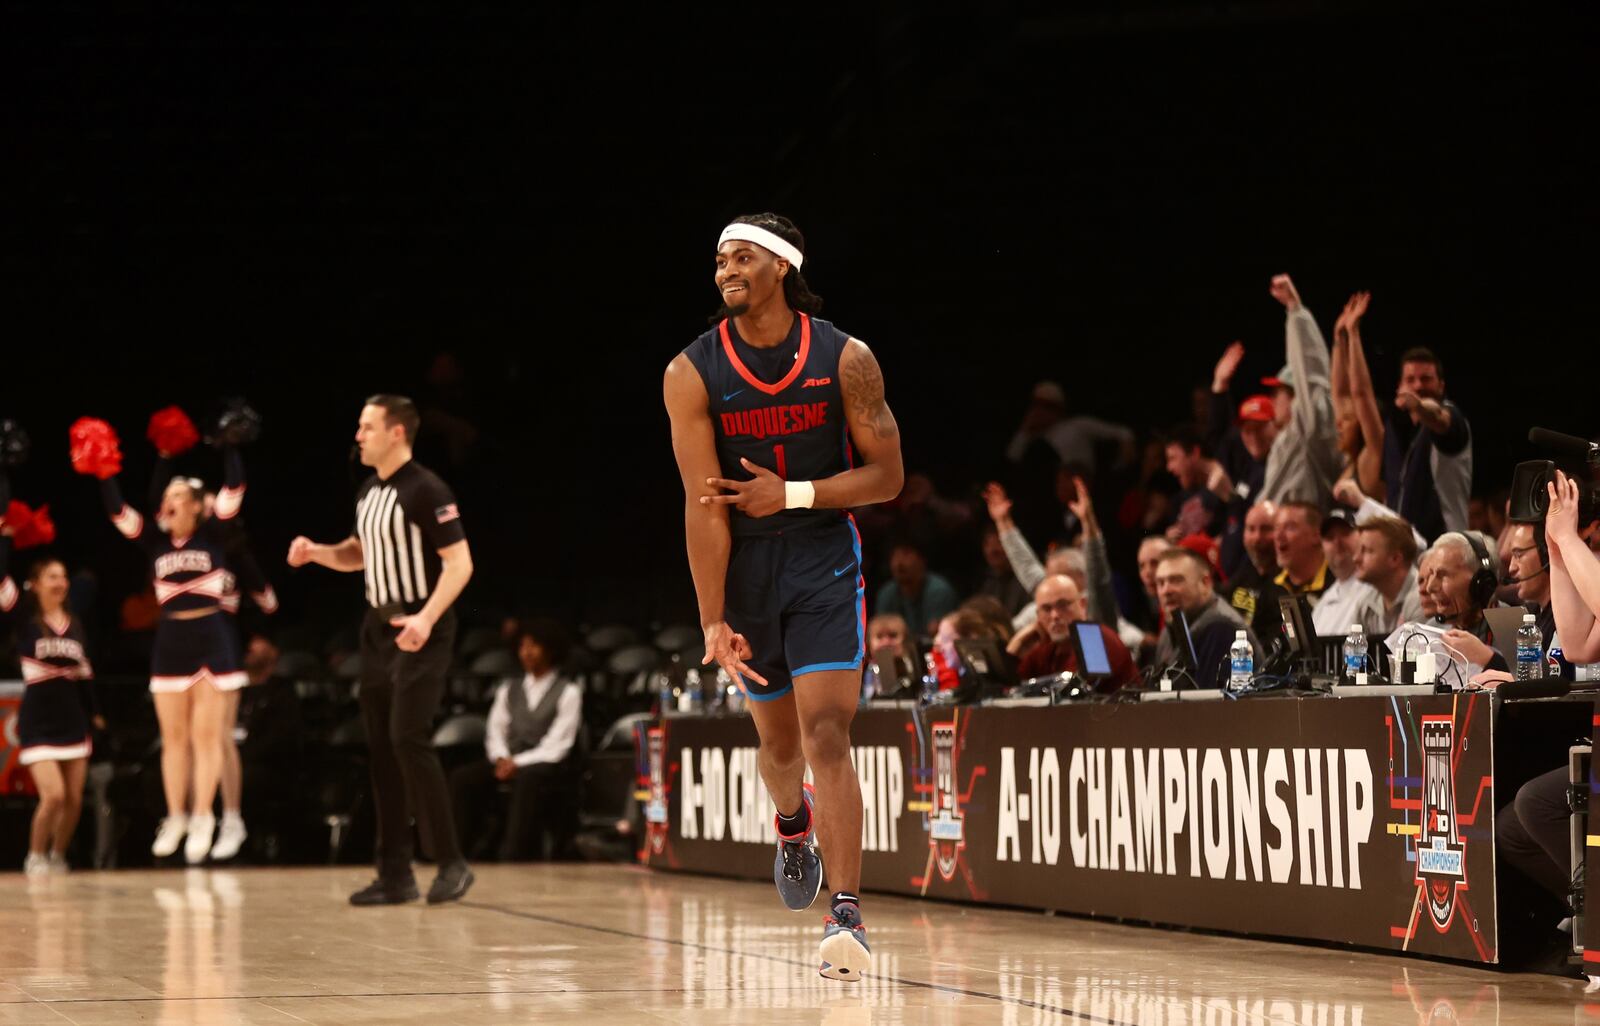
{"left": 2, "top": 3, "right": 1599, "bottom": 1024}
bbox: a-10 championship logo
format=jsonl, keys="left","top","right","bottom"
{"left": 645, "top": 725, "right": 670, "bottom": 856}
{"left": 929, "top": 722, "right": 965, "bottom": 881}
{"left": 1417, "top": 716, "right": 1467, "bottom": 931}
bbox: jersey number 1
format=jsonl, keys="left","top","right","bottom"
{"left": 773, "top": 444, "right": 787, "bottom": 480}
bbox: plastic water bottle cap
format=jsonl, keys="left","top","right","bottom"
{"left": 1523, "top": 613, "right": 1537, "bottom": 623}
{"left": 1236, "top": 630, "right": 1247, "bottom": 640}
{"left": 1350, "top": 624, "right": 1363, "bottom": 633}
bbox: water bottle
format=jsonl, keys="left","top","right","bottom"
{"left": 657, "top": 673, "right": 675, "bottom": 716}
{"left": 1343, "top": 624, "right": 1368, "bottom": 682}
{"left": 1516, "top": 613, "right": 1543, "bottom": 681}
{"left": 1229, "top": 630, "right": 1253, "bottom": 689}
{"left": 921, "top": 651, "right": 940, "bottom": 705}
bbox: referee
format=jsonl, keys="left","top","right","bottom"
{"left": 288, "top": 394, "right": 475, "bottom": 905}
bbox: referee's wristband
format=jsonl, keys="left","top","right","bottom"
{"left": 784, "top": 481, "right": 816, "bottom": 510}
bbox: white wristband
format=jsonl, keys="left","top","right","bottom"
{"left": 784, "top": 481, "right": 816, "bottom": 510}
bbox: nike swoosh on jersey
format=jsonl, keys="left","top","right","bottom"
{"left": 834, "top": 563, "right": 856, "bottom": 577}
{"left": 722, "top": 389, "right": 745, "bottom": 401}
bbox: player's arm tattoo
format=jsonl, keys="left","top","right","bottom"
{"left": 842, "top": 341, "right": 898, "bottom": 442}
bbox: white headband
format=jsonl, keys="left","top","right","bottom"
{"left": 717, "top": 223, "right": 804, "bottom": 270}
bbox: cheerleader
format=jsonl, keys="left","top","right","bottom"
{"left": 71, "top": 413, "right": 249, "bottom": 864}
{"left": 1, "top": 477, "right": 99, "bottom": 875}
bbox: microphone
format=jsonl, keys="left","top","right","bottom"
{"left": 1528, "top": 427, "right": 1600, "bottom": 462}
{"left": 1503, "top": 564, "right": 1549, "bottom": 585}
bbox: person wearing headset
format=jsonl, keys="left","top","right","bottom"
{"left": 1491, "top": 471, "right": 1596, "bottom": 975}
{"left": 1431, "top": 530, "right": 1509, "bottom": 672}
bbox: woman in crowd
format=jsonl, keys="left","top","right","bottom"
{"left": 1331, "top": 290, "right": 1385, "bottom": 500}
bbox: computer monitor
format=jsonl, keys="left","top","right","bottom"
{"left": 1071, "top": 621, "right": 1113, "bottom": 679}
{"left": 955, "top": 637, "right": 1016, "bottom": 695}
{"left": 1277, "top": 593, "right": 1317, "bottom": 658}
{"left": 1164, "top": 609, "right": 1202, "bottom": 686}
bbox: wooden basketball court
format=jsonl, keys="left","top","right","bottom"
{"left": 0, "top": 864, "right": 1590, "bottom": 1024}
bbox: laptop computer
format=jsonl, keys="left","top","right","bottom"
{"left": 1483, "top": 606, "right": 1531, "bottom": 672}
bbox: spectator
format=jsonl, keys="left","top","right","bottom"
{"left": 874, "top": 542, "right": 959, "bottom": 636}
{"left": 1258, "top": 274, "right": 1344, "bottom": 509}
{"left": 1416, "top": 547, "right": 1443, "bottom": 621}
{"left": 1332, "top": 478, "right": 1431, "bottom": 556}
{"left": 1006, "top": 381, "right": 1135, "bottom": 479}
{"left": 1129, "top": 535, "right": 1169, "bottom": 634}
{"left": 1430, "top": 532, "right": 1506, "bottom": 672}
{"left": 1164, "top": 427, "right": 1228, "bottom": 540}
{"left": 986, "top": 479, "right": 1140, "bottom": 652}
{"left": 958, "top": 596, "right": 1014, "bottom": 643}
{"left": 1384, "top": 347, "right": 1472, "bottom": 541}
{"left": 450, "top": 619, "right": 583, "bottom": 862}
{"left": 1355, "top": 516, "right": 1425, "bottom": 635}
{"left": 1224, "top": 501, "right": 1279, "bottom": 635}
{"left": 1331, "top": 291, "right": 1385, "bottom": 501}
{"left": 1212, "top": 393, "right": 1280, "bottom": 581}
{"left": 975, "top": 525, "right": 1029, "bottom": 617}
{"left": 1311, "top": 510, "right": 1383, "bottom": 638}
{"left": 1153, "top": 548, "right": 1263, "bottom": 688}
{"left": 1006, "top": 575, "right": 1137, "bottom": 689}
{"left": 931, "top": 608, "right": 1012, "bottom": 693}
{"left": 861, "top": 614, "right": 911, "bottom": 702}
{"left": 1255, "top": 501, "right": 1332, "bottom": 646}
{"left": 1206, "top": 341, "right": 1276, "bottom": 509}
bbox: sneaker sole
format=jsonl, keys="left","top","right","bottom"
{"left": 209, "top": 837, "right": 246, "bottom": 861}
{"left": 818, "top": 930, "right": 872, "bottom": 982}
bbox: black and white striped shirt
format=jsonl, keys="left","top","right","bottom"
{"left": 353, "top": 461, "right": 467, "bottom": 612}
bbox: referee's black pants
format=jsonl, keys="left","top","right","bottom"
{"left": 359, "top": 608, "right": 463, "bottom": 878}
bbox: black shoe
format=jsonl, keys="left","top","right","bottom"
{"left": 349, "top": 876, "right": 420, "bottom": 906}
{"left": 427, "top": 861, "right": 475, "bottom": 905}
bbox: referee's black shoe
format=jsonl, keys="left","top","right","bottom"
{"left": 427, "top": 861, "right": 475, "bottom": 905}
{"left": 349, "top": 875, "right": 420, "bottom": 906}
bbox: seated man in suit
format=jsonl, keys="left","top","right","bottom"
{"left": 450, "top": 617, "right": 583, "bottom": 861}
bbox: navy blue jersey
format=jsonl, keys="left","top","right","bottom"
{"left": 683, "top": 313, "right": 854, "bottom": 537}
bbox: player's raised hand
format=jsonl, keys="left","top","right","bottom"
{"left": 702, "top": 621, "right": 767, "bottom": 691}
{"left": 704, "top": 457, "right": 785, "bottom": 518}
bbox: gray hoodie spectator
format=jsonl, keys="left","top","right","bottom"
{"left": 1259, "top": 275, "right": 1343, "bottom": 509}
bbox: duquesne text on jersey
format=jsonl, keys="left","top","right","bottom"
{"left": 719, "top": 402, "right": 830, "bottom": 441}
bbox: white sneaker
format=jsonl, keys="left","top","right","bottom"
{"left": 24, "top": 853, "right": 50, "bottom": 877}
{"left": 210, "top": 814, "right": 247, "bottom": 861}
{"left": 185, "top": 815, "right": 216, "bottom": 865}
{"left": 152, "top": 815, "right": 189, "bottom": 858}
{"left": 46, "top": 853, "right": 69, "bottom": 874}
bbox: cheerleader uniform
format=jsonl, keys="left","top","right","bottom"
{"left": 101, "top": 447, "right": 249, "bottom": 692}
{"left": 0, "top": 537, "right": 97, "bottom": 764}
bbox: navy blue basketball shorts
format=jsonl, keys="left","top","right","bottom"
{"left": 151, "top": 612, "right": 247, "bottom": 693}
{"left": 724, "top": 516, "right": 866, "bottom": 702}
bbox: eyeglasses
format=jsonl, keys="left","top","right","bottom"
{"left": 1508, "top": 545, "right": 1540, "bottom": 561}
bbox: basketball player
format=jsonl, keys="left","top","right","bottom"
{"left": 287, "top": 395, "right": 475, "bottom": 905}
{"left": 664, "top": 214, "right": 904, "bottom": 981}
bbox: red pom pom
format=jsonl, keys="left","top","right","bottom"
{"left": 69, "top": 417, "right": 123, "bottom": 480}
{"left": 147, "top": 406, "right": 199, "bottom": 457}
{"left": 6, "top": 501, "right": 56, "bottom": 550}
